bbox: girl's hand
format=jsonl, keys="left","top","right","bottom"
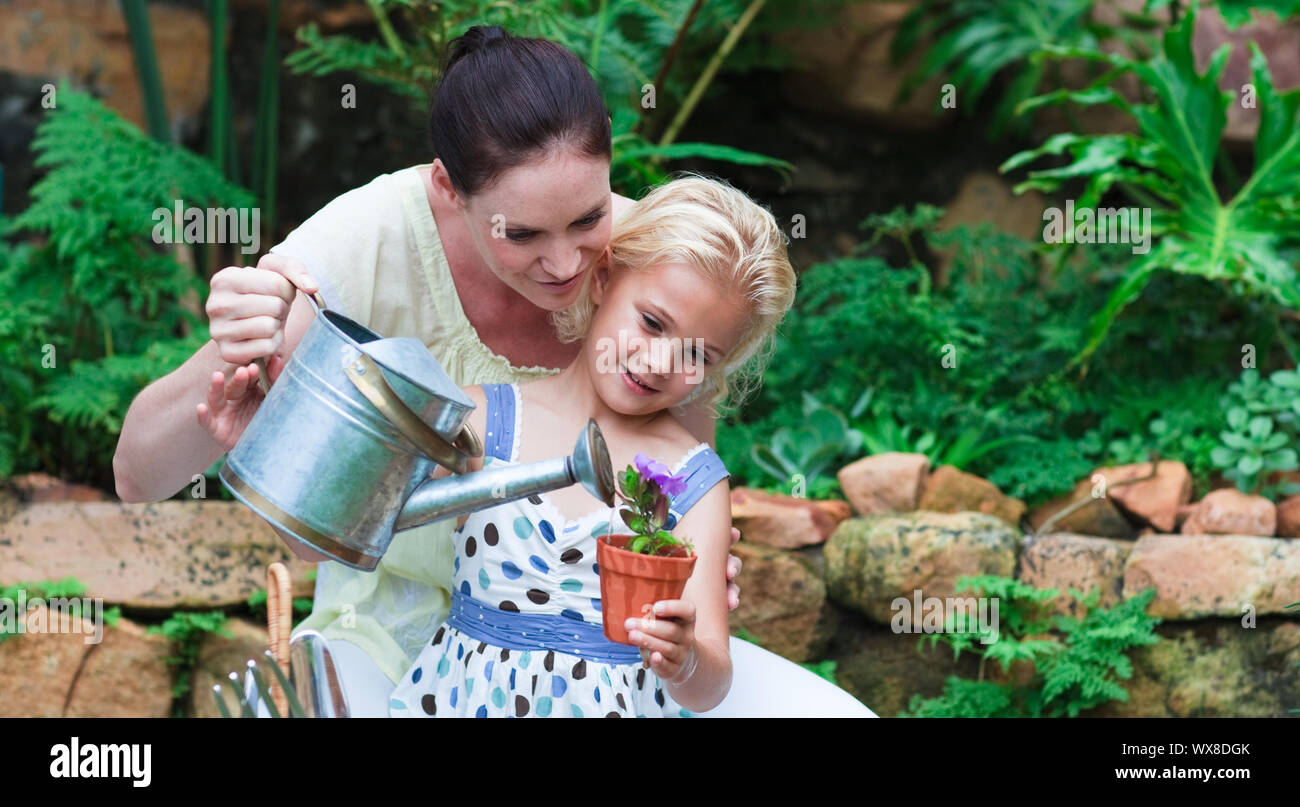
{"left": 626, "top": 600, "right": 698, "bottom": 683}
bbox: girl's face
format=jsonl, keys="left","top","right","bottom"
{"left": 455, "top": 147, "right": 613, "bottom": 311}
{"left": 583, "top": 260, "right": 751, "bottom": 415}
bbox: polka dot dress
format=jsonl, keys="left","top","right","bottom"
{"left": 389, "top": 383, "right": 729, "bottom": 718}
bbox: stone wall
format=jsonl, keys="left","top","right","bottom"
{"left": 729, "top": 453, "right": 1300, "bottom": 716}
{"left": 2, "top": 459, "right": 1298, "bottom": 716}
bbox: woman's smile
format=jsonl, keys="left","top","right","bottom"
{"left": 538, "top": 273, "right": 583, "bottom": 294}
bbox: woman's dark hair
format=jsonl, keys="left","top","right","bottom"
{"left": 430, "top": 26, "right": 612, "bottom": 196}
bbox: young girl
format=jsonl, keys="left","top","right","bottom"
{"left": 389, "top": 176, "right": 795, "bottom": 717}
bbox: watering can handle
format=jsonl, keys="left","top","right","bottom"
{"left": 343, "top": 352, "right": 483, "bottom": 474}
{"left": 250, "top": 290, "right": 329, "bottom": 396}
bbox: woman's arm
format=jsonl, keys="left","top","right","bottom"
{"left": 113, "top": 261, "right": 317, "bottom": 502}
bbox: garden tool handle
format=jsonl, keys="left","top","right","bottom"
{"left": 266, "top": 562, "right": 292, "bottom": 717}
{"left": 251, "top": 290, "right": 327, "bottom": 396}
{"left": 343, "top": 351, "right": 483, "bottom": 474}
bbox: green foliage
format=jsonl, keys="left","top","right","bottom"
{"left": 720, "top": 212, "right": 1111, "bottom": 504}
{"left": 748, "top": 392, "right": 862, "bottom": 499}
{"left": 983, "top": 435, "right": 1096, "bottom": 502}
{"left": 852, "top": 386, "right": 1036, "bottom": 471}
{"left": 1, "top": 88, "right": 248, "bottom": 486}
{"left": 860, "top": 203, "right": 944, "bottom": 272}
{"left": 0, "top": 577, "right": 122, "bottom": 644}
{"left": 1210, "top": 368, "right": 1300, "bottom": 498}
{"left": 892, "top": 0, "right": 1156, "bottom": 137}
{"left": 1003, "top": 5, "right": 1300, "bottom": 369}
{"left": 247, "top": 587, "right": 315, "bottom": 629}
{"left": 280, "top": 0, "right": 811, "bottom": 194}
{"left": 799, "top": 658, "right": 839, "bottom": 685}
{"left": 147, "top": 610, "right": 233, "bottom": 700}
{"left": 902, "top": 575, "right": 1161, "bottom": 717}
{"left": 1213, "top": 0, "right": 1300, "bottom": 28}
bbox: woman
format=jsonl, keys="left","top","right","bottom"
{"left": 114, "top": 26, "right": 874, "bottom": 717}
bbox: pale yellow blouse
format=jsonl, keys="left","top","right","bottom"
{"left": 269, "top": 165, "right": 559, "bottom": 684}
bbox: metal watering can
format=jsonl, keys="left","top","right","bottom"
{"left": 220, "top": 295, "right": 616, "bottom": 571}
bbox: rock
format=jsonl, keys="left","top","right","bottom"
{"left": 0, "top": 485, "right": 19, "bottom": 525}
{"left": 191, "top": 617, "right": 269, "bottom": 718}
{"left": 1092, "top": 619, "right": 1300, "bottom": 717}
{"left": 1026, "top": 478, "right": 1138, "bottom": 540}
{"left": 1122, "top": 534, "right": 1300, "bottom": 619}
{"left": 1181, "top": 488, "right": 1277, "bottom": 536}
{"left": 1278, "top": 495, "right": 1300, "bottom": 538}
{"left": 933, "top": 173, "right": 1048, "bottom": 287}
{"left": 0, "top": 501, "right": 316, "bottom": 609}
{"left": 0, "top": 604, "right": 94, "bottom": 717}
{"left": 64, "top": 618, "right": 173, "bottom": 718}
{"left": 917, "top": 465, "right": 1025, "bottom": 526}
{"left": 837, "top": 452, "right": 930, "bottom": 515}
{"left": 7, "top": 472, "right": 109, "bottom": 503}
{"left": 0, "top": 0, "right": 210, "bottom": 135}
{"left": 775, "top": 2, "right": 950, "bottom": 131}
{"left": 729, "top": 488, "right": 851, "bottom": 548}
{"left": 824, "top": 511, "right": 1019, "bottom": 624}
{"left": 825, "top": 616, "right": 983, "bottom": 718}
{"left": 232, "top": 0, "right": 375, "bottom": 33}
{"left": 1019, "top": 533, "right": 1133, "bottom": 618}
{"left": 0, "top": 605, "right": 170, "bottom": 717}
{"left": 729, "top": 541, "right": 835, "bottom": 663}
{"left": 1095, "top": 460, "right": 1193, "bottom": 533}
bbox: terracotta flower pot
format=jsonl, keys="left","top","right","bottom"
{"left": 596, "top": 533, "right": 696, "bottom": 644}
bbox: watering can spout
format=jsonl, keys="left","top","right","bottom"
{"left": 395, "top": 419, "right": 616, "bottom": 533}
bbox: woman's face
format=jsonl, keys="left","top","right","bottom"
{"left": 455, "top": 147, "right": 613, "bottom": 311}
{"left": 582, "top": 260, "right": 750, "bottom": 416}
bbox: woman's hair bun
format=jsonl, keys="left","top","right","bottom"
{"left": 447, "top": 25, "right": 509, "bottom": 70}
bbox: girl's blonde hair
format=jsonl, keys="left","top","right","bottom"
{"left": 551, "top": 174, "right": 796, "bottom": 414}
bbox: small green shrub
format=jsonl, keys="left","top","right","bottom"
{"left": 901, "top": 575, "right": 1161, "bottom": 718}
{"left": 0, "top": 577, "right": 122, "bottom": 644}
{"left": 147, "top": 610, "right": 233, "bottom": 703}
{"left": 1211, "top": 368, "right": 1300, "bottom": 498}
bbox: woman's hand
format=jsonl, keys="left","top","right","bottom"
{"left": 199, "top": 255, "right": 319, "bottom": 449}
{"left": 726, "top": 526, "right": 742, "bottom": 611}
{"left": 195, "top": 363, "right": 267, "bottom": 452}
{"left": 627, "top": 600, "right": 699, "bottom": 683}
{"left": 206, "top": 254, "right": 317, "bottom": 367}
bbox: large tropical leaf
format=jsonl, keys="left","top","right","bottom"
{"left": 1001, "top": 5, "right": 1300, "bottom": 369}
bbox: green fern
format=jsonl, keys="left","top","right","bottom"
{"left": 902, "top": 575, "right": 1161, "bottom": 717}
{"left": 0, "top": 88, "right": 249, "bottom": 485}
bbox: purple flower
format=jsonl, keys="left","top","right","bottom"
{"left": 634, "top": 453, "right": 687, "bottom": 498}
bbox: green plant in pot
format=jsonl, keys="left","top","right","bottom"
{"left": 597, "top": 454, "right": 696, "bottom": 645}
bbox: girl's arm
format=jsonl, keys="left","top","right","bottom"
{"left": 628, "top": 480, "right": 733, "bottom": 712}
{"left": 670, "top": 401, "right": 747, "bottom": 613}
